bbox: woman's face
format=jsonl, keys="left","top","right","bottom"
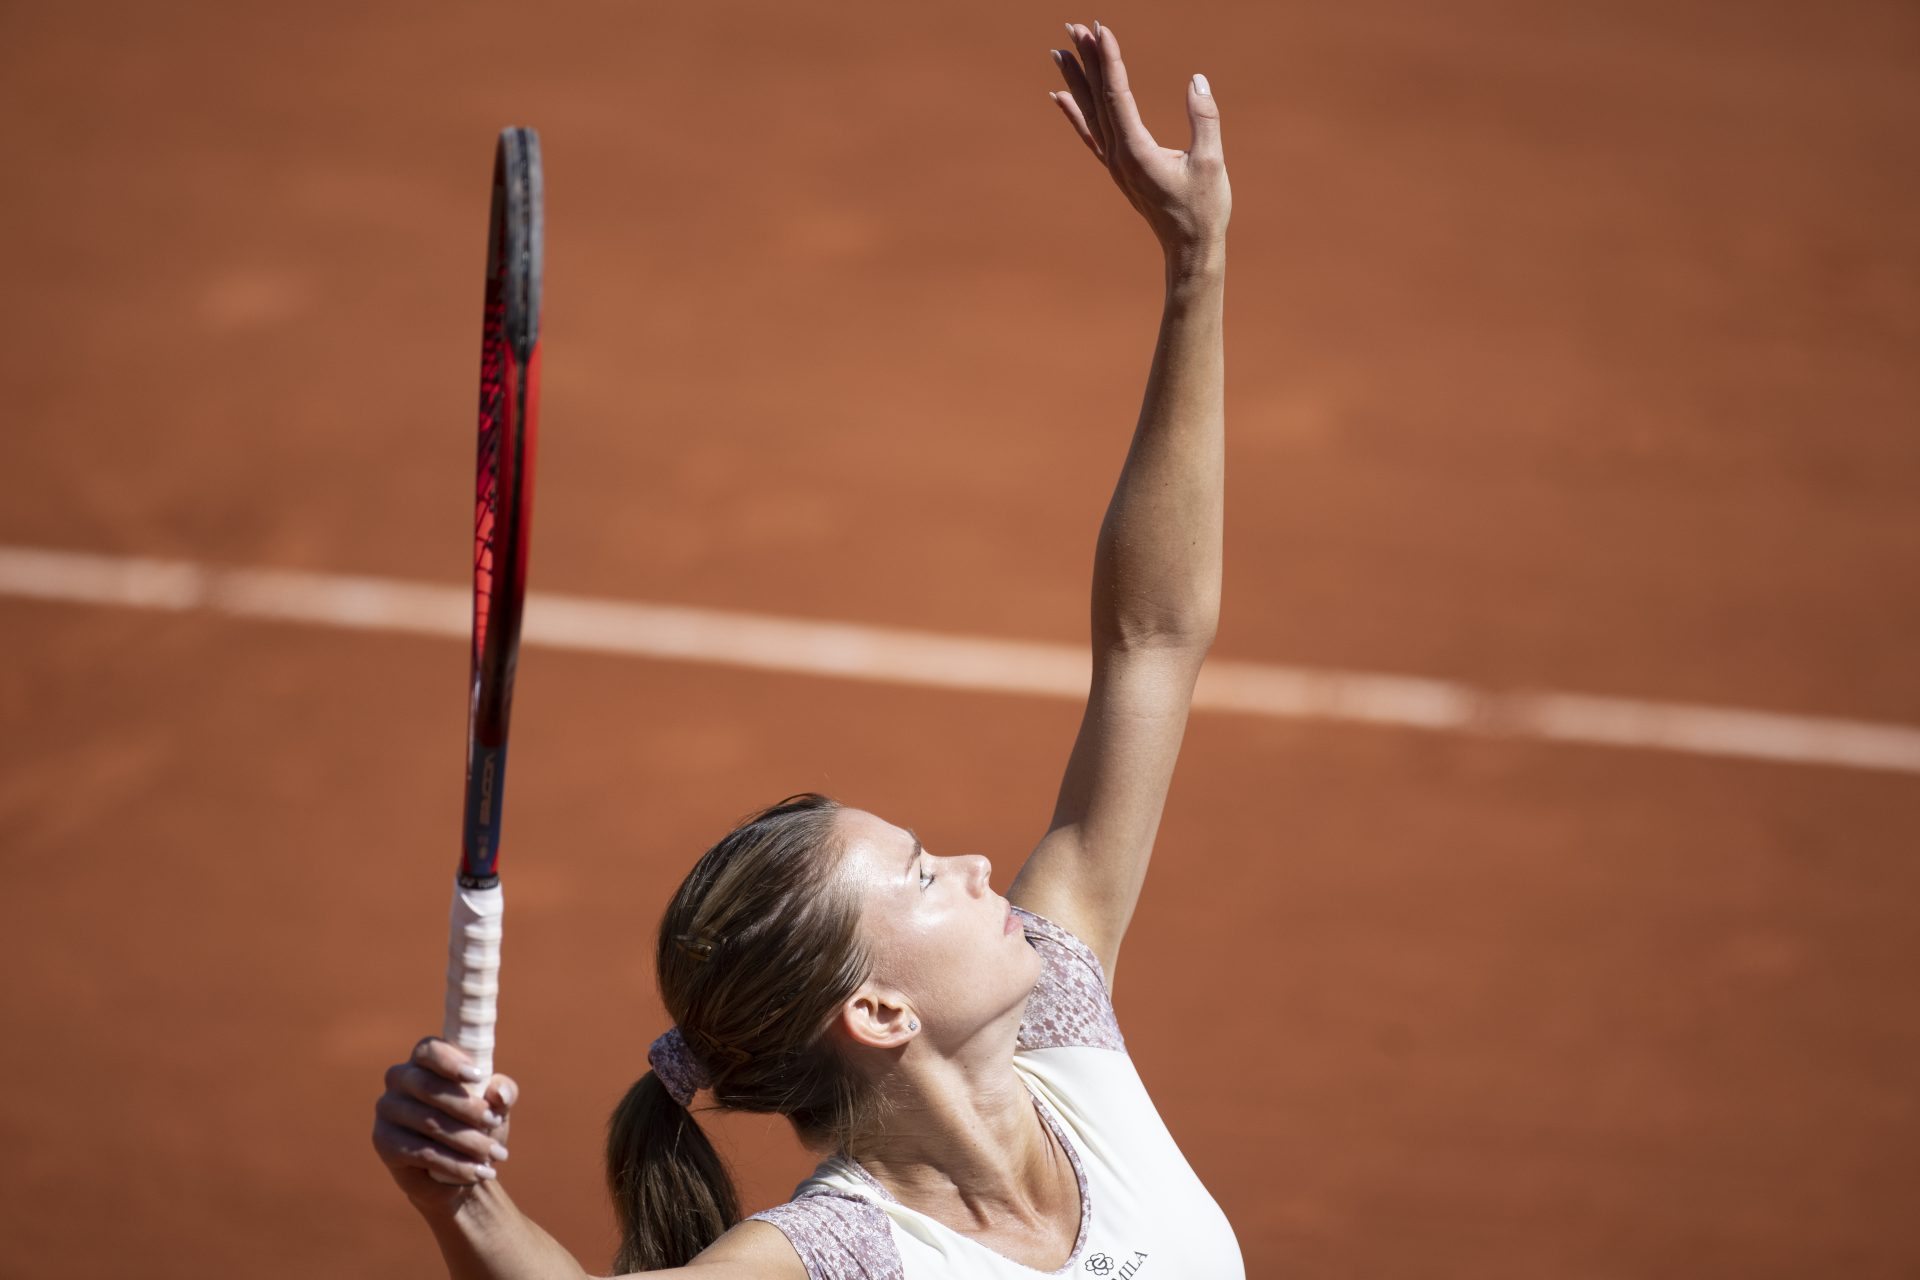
{"left": 834, "top": 807, "right": 1044, "bottom": 1045}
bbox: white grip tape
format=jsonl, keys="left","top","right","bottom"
{"left": 442, "top": 879, "right": 504, "bottom": 1087}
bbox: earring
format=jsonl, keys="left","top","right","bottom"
{"left": 908, "top": 1020, "right": 918, "bottom": 1031}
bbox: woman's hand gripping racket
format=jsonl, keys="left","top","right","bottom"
{"left": 436, "top": 127, "right": 543, "bottom": 1179}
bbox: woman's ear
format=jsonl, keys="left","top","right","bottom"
{"left": 839, "top": 984, "right": 919, "bottom": 1049}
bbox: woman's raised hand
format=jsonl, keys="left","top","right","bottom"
{"left": 371, "top": 1036, "right": 517, "bottom": 1209}
{"left": 1050, "top": 21, "right": 1230, "bottom": 258}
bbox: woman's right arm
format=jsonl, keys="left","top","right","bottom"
{"left": 373, "top": 1036, "right": 587, "bottom": 1279}
{"left": 421, "top": 1186, "right": 799, "bottom": 1279}
{"left": 420, "top": 1181, "right": 591, "bottom": 1280}
{"left": 373, "top": 1037, "right": 802, "bottom": 1278}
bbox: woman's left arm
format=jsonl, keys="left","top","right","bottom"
{"left": 1008, "top": 21, "right": 1229, "bottom": 990}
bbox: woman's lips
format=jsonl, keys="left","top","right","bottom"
{"left": 1004, "top": 902, "right": 1018, "bottom": 933}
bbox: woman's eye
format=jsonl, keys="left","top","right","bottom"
{"left": 920, "top": 865, "right": 934, "bottom": 889}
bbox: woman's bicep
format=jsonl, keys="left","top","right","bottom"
{"left": 601, "top": 1219, "right": 808, "bottom": 1278}
{"left": 1008, "top": 643, "right": 1206, "bottom": 986}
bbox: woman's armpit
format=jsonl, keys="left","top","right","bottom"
{"left": 1014, "top": 906, "right": 1127, "bottom": 1052}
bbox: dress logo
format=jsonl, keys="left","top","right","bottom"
{"left": 1087, "top": 1251, "right": 1149, "bottom": 1276}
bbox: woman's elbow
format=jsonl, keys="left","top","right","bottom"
{"left": 1095, "top": 606, "right": 1218, "bottom": 656}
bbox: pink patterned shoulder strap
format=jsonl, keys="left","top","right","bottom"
{"left": 1013, "top": 905, "right": 1127, "bottom": 1052}
{"left": 746, "top": 1191, "right": 903, "bottom": 1279}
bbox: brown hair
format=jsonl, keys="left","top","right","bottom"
{"left": 605, "top": 793, "right": 891, "bottom": 1273}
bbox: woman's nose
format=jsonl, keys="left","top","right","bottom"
{"left": 970, "top": 854, "right": 992, "bottom": 893}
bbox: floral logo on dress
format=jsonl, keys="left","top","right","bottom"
{"left": 1085, "top": 1255, "right": 1115, "bottom": 1275}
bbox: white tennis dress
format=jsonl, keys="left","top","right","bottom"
{"left": 747, "top": 906, "right": 1245, "bottom": 1279}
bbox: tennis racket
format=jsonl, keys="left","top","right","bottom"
{"left": 441, "top": 127, "right": 543, "bottom": 1144}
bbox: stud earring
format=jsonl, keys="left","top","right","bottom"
{"left": 908, "top": 1020, "right": 918, "bottom": 1031}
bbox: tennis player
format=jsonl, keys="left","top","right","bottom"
{"left": 373, "top": 19, "right": 1233, "bottom": 1277}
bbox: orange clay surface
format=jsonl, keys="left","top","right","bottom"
{"left": 3, "top": 3, "right": 1919, "bottom": 1276}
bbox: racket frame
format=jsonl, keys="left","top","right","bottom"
{"left": 440, "top": 128, "right": 543, "bottom": 1141}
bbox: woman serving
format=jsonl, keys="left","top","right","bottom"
{"left": 373, "top": 20, "right": 1235, "bottom": 1277}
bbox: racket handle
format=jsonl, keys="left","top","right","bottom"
{"left": 442, "top": 877, "right": 504, "bottom": 1087}
{"left": 431, "top": 878, "right": 504, "bottom": 1186}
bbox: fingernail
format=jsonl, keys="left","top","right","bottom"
{"left": 1064, "top": 22, "right": 1075, "bottom": 40}
{"left": 1193, "top": 73, "right": 1211, "bottom": 96}
{"left": 1094, "top": 19, "right": 1102, "bottom": 38}
{"left": 483, "top": 1110, "right": 504, "bottom": 1127}
{"left": 490, "top": 1142, "right": 510, "bottom": 1161}
{"left": 474, "top": 1164, "right": 498, "bottom": 1180}
{"left": 459, "top": 1066, "right": 484, "bottom": 1082}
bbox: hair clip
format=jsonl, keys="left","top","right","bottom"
{"left": 672, "top": 931, "right": 716, "bottom": 962}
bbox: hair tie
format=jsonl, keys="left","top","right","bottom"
{"left": 648, "top": 1025, "right": 712, "bottom": 1106}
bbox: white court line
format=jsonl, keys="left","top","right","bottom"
{"left": 4, "top": 543, "right": 1919, "bottom": 776}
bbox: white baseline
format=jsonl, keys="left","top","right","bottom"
{"left": 3, "top": 544, "right": 1917, "bottom": 777}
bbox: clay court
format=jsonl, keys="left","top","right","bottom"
{"left": 3, "top": 2, "right": 1918, "bottom": 1276}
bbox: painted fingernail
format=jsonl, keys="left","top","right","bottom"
{"left": 474, "top": 1163, "right": 498, "bottom": 1180}
{"left": 459, "top": 1065, "right": 484, "bottom": 1082}
{"left": 490, "top": 1142, "right": 510, "bottom": 1161}
{"left": 1064, "top": 22, "right": 1075, "bottom": 40}
{"left": 1193, "top": 73, "right": 1211, "bottom": 96}
{"left": 483, "top": 1110, "right": 504, "bottom": 1127}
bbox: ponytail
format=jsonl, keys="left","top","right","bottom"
{"left": 606, "top": 1071, "right": 739, "bottom": 1273}
{"left": 604, "top": 793, "right": 886, "bottom": 1272}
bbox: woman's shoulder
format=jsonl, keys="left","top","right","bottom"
{"left": 742, "top": 1189, "right": 902, "bottom": 1280}
{"left": 670, "top": 1215, "right": 815, "bottom": 1278}
{"left": 1013, "top": 905, "right": 1127, "bottom": 1053}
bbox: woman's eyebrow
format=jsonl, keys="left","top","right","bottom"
{"left": 902, "top": 830, "right": 923, "bottom": 878}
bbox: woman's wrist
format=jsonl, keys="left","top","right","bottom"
{"left": 416, "top": 1179, "right": 506, "bottom": 1254}
{"left": 1163, "top": 237, "right": 1227, "bottom": 288}
{"left": 416, "top": 1181, "right": 585, "bottom": 1280}
{"left": 1163, "top": 240, "right": 1226, "bottom": 309}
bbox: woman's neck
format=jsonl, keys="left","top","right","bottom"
{"left": 844, "top": 1048, "right": 1066, "bottom": 1223}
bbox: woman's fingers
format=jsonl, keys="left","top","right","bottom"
{"left": 377, "top": 1090, "right": 509, "bottom": 1165}
{"left": 1049, "top": 47, "right": 1102, "bottom": 157}
{"left": 1065, "top": 23, "right": 1112, "bottom": 157}
{"left": 485, "top": 1073, "right": 519, "bottom": 1114}
{"left": 1047, "top": 21, "right": 1230, "bottom": 252}
{"left": 1090, "top": 23, "right": 1155, "bottom": 157}
{"left": 1056, "top": 28, "right": 1105, "bottom": 157}
{"left": 372, "top": 1115, "right": 499, "bottom": 1184}
{"left": 482, "top": 1073, "right": 517, "bottom": 1147}
{"left": 1048, "top": 84, "right": 1102, "bottom": 160}
{"left": 1185, "top": 74, "right": 1224, "bottom": 166}
{"left": 383, "top": 1056, "right": 504, "bottom": 1133}
{"left": 372, "top": 1044, "right": 520, "bottom": 1197}
{"left": 411, "top": 1035, "right": 485, "bottom": 1085}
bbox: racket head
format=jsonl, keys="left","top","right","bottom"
{"left": 461, "top": 126, "right": 543, "bottom": 889}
